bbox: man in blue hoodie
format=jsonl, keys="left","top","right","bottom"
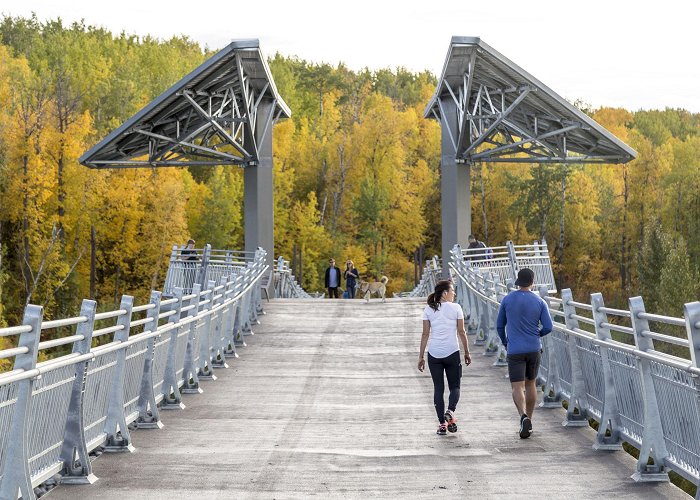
{"left": 496, "top": 268, "right": 553, "bottom": 439}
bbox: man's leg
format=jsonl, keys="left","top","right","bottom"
{"left": 524, "top": 379, "right": 538, "bottom": 418}
{"left": 510, "top": 381, "right": 526, "bottom": 416}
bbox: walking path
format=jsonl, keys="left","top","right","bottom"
{"left": 48, "top": 298, "right": 689, "bottom": 499}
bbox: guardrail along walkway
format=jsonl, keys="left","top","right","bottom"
{"left": 49, "top": 298, "right": 688, "bottom": 499}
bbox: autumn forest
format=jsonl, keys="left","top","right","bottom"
{"left": 0, "top": 16, "right": 699, "bottom": 339}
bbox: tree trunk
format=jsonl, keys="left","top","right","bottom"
{"left": 479, "top": 164, "right": 488, "bottom": 243}
{"left": 90, "top": 226, "right": 96, "bottom": 299}
{"left": 557, "top": 174, "right": 566, "bottom": 288}
{"left": 22, "top": 154, "right": 31, "bottom": 299}
{"left": 621, "top": 166, "right": 629, "bottom": 292}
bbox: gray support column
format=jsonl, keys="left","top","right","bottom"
{"left": 439, "top": 97, "right": 470, "bottom": 277}
{"left": 245, "top": 101, "right": 275, "bottom": 270}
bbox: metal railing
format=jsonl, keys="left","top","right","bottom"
{"left": 395, "top": 256, "right": 443, "bottom": 298}
{"left": 273, "top": 257, "right": 319, "bottom": 298}
{"left": 449, "top": 244, "right": 700, "bottom": 496}
{"left": 0, "top": 248, "right": 269, "bottom": 499}
{"left": 163, "top": 244, "right": 261, "bottom": 296}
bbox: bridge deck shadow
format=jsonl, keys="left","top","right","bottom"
{"left": 47, "top": 298, "right": 689, "bottom": 499}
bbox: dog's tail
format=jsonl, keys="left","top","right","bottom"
{"left": 380, "top": 276, "right": 389, "bottom": 284}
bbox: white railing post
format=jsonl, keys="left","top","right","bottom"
{"left": 197, "top": 280, "right": 218, "bottom": 381}
{"left": 539, "top": 286, "right": 564, "bottom": 408}
{"left": 222, "top": 277, "right": 239, "bottom": 359}
{"left": 474, "top": 271, "right": 488, "bottom": 346}
{"left": 0, "top": 305, "right": 43, "bottom": 500}
{"left": 197, "top": 243, "right": 212, "bottom": 288}
{"left": 182, "top": 283, "right": 203, "bottom": 394}
{"left": 233, "top": 274, "right": 248, "bottom": 347}
{"left": 104, "top": 295, "right": 135, "bottom": 453}
{"left": 590, "top": 292, "right": 623, "bottom": 450}
{"left": 629, "top": 296, "right": 670, "bottom": 482}
{"left": 559, "top": 289, "right": 590, "bottom": 427}
{"left": 211, "top": 276, "right": 230, "bottom": 370}
{"left": 483, "top": 273, "right": 499, "bottom": 356}
{"left": 506, "top": 240, "right": 518, "bottom": 278}
{"left": 59, "top": 299, "right": 98, "bottom": 484}
{"left": 684, "top": 301, "right": 700, "bottom": 370}
{"left": 136, "top": 291, "right": 164, "bottom": 429}
{"left": 493, "top": 285, "right": 508, "bottom": 367}
{"left": 162, "top": 288, "right": 186, "bottom": 410}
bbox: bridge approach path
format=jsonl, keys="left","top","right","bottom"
{"left": 49, "top": 298, "right": 688, "bottom": 499}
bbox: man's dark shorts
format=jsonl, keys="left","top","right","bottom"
{"left": 507, "top": 351, "right": 541, "bottom": 383}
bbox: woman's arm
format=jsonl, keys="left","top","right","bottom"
{"left": 457, "top": 319, "right": 471, "bottom": 365}
{"left": 418, "top": 320, "right": 430, "bottom": 371}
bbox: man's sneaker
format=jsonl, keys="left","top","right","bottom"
{"left": 436, "top": 423, "right": 447, "bottom": 435}
{"left": 519, "top": 414, "right": 532, "bottom": 439}
{"left": 444, "top": 410, "right": 457, "bottom": 433}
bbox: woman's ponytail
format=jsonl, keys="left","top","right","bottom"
{"left": 427, "top": 280, "right": 452, "bottom": 312}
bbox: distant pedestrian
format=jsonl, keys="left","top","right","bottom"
{"left": 496, "top": 268, "right": 553, "bottom": 439}
{"left": 344, "top": 260, "right": 360, "bottom": 298}
{"left": 418, "top": 280, "right": 472, "bottom": 435}
{"left": 466, "top": 234, "right": 490, "bottom": 261}
{"left": 181, "top": 239, "right": 199, "bottom": 262}
{"left": 324, "top": 258, "right": 342, "bottom": 298}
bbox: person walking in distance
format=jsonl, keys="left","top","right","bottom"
{"left": 418, "top": 280, "right": 472, "bottom": 435}
{"left": 343, "top": 260, "right": 360, "bottom": 299}
{"left": 324, "top": 258, "right": 342, "bottom": 299}
{"left": 496, "top": 268, "right": 553, "bottom": 438}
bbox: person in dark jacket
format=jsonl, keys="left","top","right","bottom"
{"left": 466, "top": 234, "right": 488, "bottom": 261}
{"left": 324, "top": 258, "right": 342, "bottom": 298}
{"left": 343, "top": 260, "right": 360, "bottom": 298}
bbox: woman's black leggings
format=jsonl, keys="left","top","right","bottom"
{"left": 428, "top": 351, "right": 462, "bottom": 423}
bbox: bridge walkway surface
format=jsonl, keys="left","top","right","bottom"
{"left": 48, "top": 298, "right": 689, "bottom": 499}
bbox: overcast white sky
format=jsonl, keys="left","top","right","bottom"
{"left": 1, "top": 0, "right": 699, "bottom": 111}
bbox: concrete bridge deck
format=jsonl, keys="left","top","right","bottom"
{"left": 48, "top": 298, "right": 688, "bottom": 499}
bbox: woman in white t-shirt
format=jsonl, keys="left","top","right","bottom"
{"left": 418, "top": 280, "right": 471, "bottom": 435}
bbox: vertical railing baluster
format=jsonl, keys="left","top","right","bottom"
{"left": 629, "top": 296, "right": 670, "bottom": 482}
{"left": 162, "top": 288, "right": 185, "bottom": 410}
{"left": 212, "top": 276, "right": 230, "bottom": 369}
{"left": 539, "top": 286, "right": 563, "bottom": 408}
{"left": 0, "top": 304, "right": 43, "bottom": 500}
{"left": 559, "top": 289, "right": 589, "bottom": 427}
{"left": 136, "top": 291, "right": 163, "bottom": 429}
{"left": 590, "top": 292, "right": 623, "bottom": 450}
{"left": 483, "top": 273, "right": 498, "bottom": 356}
{"left": 60, "top": 299, "right": 97, "bottom": 484}
{"left": 198, "top": 280, "right": 217, "bottom": 381}
{"left": 182, "top": 284, "right": 203, "bottom": 394}
{"left": 223, "top": 277, "right": 239, "bottom": 359}
{"left": 104, "top": 295, "right": 135, "bottom": 452}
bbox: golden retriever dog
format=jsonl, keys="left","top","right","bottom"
{"left": 358, "top": 276, "right": 389, "bottom": 303}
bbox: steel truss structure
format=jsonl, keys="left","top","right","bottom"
{"left": 425, "top": 37, "right": 636, "bottom": 164}
{"left": 80, "top": 39, "right": 290, "bottom": 169}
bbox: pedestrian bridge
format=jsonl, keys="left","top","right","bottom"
{"left": 1, "top": 244, "right": 698, "bottom": 499}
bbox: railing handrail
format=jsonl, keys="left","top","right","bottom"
{"left": 447, "top": 244, "right": 700, "bottom": 491}
{"left": 0, "top": 247, "right": 270, "bottom": 498}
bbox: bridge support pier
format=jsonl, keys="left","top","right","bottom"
{"left": 439, "top": 97, "right": 470, "bottom": 278}
{"left": 245, "top": 101, "right": 275, "bottom": 277}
